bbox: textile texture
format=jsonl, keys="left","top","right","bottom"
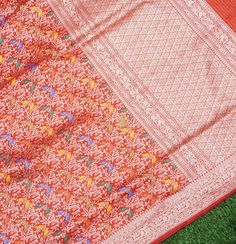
{"left": 0, "top": 0, "right": 235, "bottom": 243}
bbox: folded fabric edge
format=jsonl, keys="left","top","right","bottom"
{"left": 153, "top": 189, "right": 235, "bottom": 243}
{"left": 101, "top": 158, "right": 236, "bottom": 243}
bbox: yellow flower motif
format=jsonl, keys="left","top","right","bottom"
{"left": 25, "top": 200, "right": 30, "bottom": 209}
{"left": 78, "top": 175, "right": 93, "bottom": 188}
{"left": 81, "top": 77, "right": 96, "bottom": 90}
{"left": 53, "top": 32, "right": 58, "bottom": 41}
{"left": 58, "top": 149, "right": 65, "bottom": 155}
{"left": 142, "top": 152, "right": 158, "bottom": 165}
{"left": 30, "top": 6, "right": 37, "bottom": 12}
{"left": 37, "top": 9, "right": 43, "bottom": 17}
{"left": 100, "top": 102, "right": 115, "bottom": 114}
{"left": 97, "top": 202, "right": 112, "bottom": 213}
{"left": 71, "top": 55, "right": 76, "bottom": 65}
{"left": 151, "top": 155, "right": 157, "bottom": 165}
{"left": 5, "top": 175, "right": 11, "bottom": 183}
{"left": 66, "top": 151, "right": 72, "bottom": 160}
{"left": 90, "top": 80, "right": 95, "bottom": 90}
{"left": 40, "top": 125, "right": 53, "bottom": 136}
{"left": 142, "top": 152, "right": 150, "bottom": 158}
{"left": 107, "top": 204, "right": 112, "bottom": 213}
{"left": 6, "top": 76, "right": 16, "bottom": 85}
{"left": 43, "top": 228, "right": 49, "bottom": 237}
{"left": 97, "top": 201, "right": 107, "bottom": 207}
{"left": 35, "top": 225, "right": 49, "bottom": 237}
{"left": 78, "top": 175, "right": 86, "bottom": 180}
{"left": 86, "top": 177, "right": 93, "bottom": 188}
{"left": 29, "top": 102, "right": 35, "bottom": 112}
{"left": 109, "top": 105, "right": 114, "bottom": 114}
{"left": 121, "top": 127, "right": 129, "bottom": 133}
{"left": 22, "top": 100, "right": 35, "bottom": 112}
{"left": 163, "top": 179, "right": 172, "bottom": 184}
{"left": 173, "top": 182, "right": 179, "bottom": 190}
{"left": 118, "top": 115, "right": 126, "bottom": 126}
{"left": 129, "top": 130, "right": 135, "bottom": 140}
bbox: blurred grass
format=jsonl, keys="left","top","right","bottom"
{"left": 163, "top": 194, "right": 236, "bottom": 244}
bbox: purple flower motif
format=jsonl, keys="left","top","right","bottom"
{"left": 60, "top": 111, "right": 68, "bottom": 116}
{"left": 108, "top": 164, "right": 114, "bottom": 173}
{"left": 50, "top": 88, "right": 55, "bottom": 97}
{"left": 79, "top": 135, "right": 87, "bottom": 140}
{"left": 42, "top": 86, "right": 55, "bottom": 97}
{"left": 25, "top": 63, "right": 37, "bottom": 71}
{"left": 60, "top": 111, "right": 74, "bottom": 122}
{"left": 87, "top": 138, "right": 93, "bottom": 146}
{"left": 10, "top": 39, "right": 23, "bottom": 51}
{"left": 37, "top": 183, "right": 45, "bottom": 188}
{"left": 8, "top": 137, "right": 14, "bottom": 145}
{"left": 98, "top": 161, "right": 108, "bottom": 166}
{"left": 127, "top": 190, "right": 134, "bottom": 199}
{"left": 76, "top": 237, "right": 90, "bottom": 244}
{"left": 76, "top": 237, "right": 85, "bottom": 242}
{"left": 0, "top": 233, "right": 9, "bottom": 244}
{"left": 42, "top": 86, "right": 49, "bottom": 91}
{"left": 98, "top": 161, "right": 114, "bottom": 173}
{"left": 17, "top": 41, "right": 23, "bottom": 51}
{"left": 118, "top": 187, "right": 135, "bottom": 199}
{"left": 118, "top": 187, "right": 128, "bottom": 192}
{"left": 1, "top": 134, "right": 8, "bottom": 139}
{"left": 25, "top": 160, "right": 30, "bottom": 169}
{"left": 1, "top": 134, "right": 14, "bottom": 145}
{"left": 56, "top": 210, "right": 64, "bottom": 215}
{"left": 16, "top": 158, "right": 30, "bottom": 169}
{"left": 69, "top": 114, "right": 74, "bottom": 122}
{"left": 0, "top": 16, "right": 6, "bottom": 27}
{"left": 65, "top": 212, "right": 70, "bottom": 222}
{"left": 79, "top": 135, "right": 93, "bottom": 146}
{"left": 45, "top": 186, "right": 51, "bottom": 195}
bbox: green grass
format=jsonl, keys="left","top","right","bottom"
{"left": 163, "top": 194, "right": 236, "bottom": 244}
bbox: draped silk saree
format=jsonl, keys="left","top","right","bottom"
{"left": 0, "top": 0, "right": 235, "bottom": 243}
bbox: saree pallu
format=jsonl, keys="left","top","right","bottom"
{"left": 0, "top": 0, "right": 235, "bottom": 243}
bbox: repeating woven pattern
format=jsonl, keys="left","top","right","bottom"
{"left": 1, "top": 0, "right": 236, "bottom": 243}
{"left": 0, "top": 0, "right": 188, "bottom": 243}
{"left": 105, "top": 0, "right": 236, "bottom": 168}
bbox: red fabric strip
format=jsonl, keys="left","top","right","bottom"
{"left": 207, "top": 0, "right": 236, "bottom": 32}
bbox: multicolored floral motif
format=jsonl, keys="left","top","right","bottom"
{"left": 0, "top": 0, "right": 189, "bottom": 243}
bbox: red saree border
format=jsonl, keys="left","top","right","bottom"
{"left": 102, "top": 157, "right": 236, "bottom": 243}
{"left": 206, "top": 0, "right": 236, "bottom": 32}
{"left": 154, "top": 189, "right": 236, "bottom": 243}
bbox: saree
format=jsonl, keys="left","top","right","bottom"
{"left": 0, "top": 0, "right": 235, "bottom": 243}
